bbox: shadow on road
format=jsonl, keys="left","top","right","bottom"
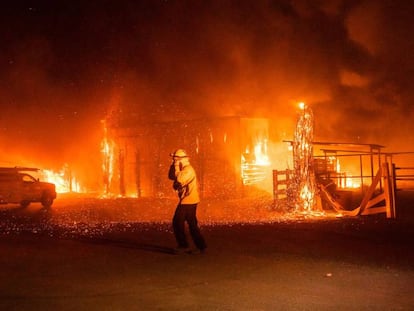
{"left": 77, "top": 237, "right": 177, "bottom": 255}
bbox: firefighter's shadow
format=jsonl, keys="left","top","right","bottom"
{"left": 80, "top": 238, "right": 177, "bottom": 255}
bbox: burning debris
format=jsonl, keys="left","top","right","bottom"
{"left": 241, "top": 138, "right": 271, "bottom": 186}
{"left": 1, "top": 1, "right": 414, "bottom": 208}
{"left": 101, "top": 120, "right": 115, "bottom": 196}
{"left": 102, "top": 115, "right": 274, "bottom": 199}
{"left": 288, "top": 103, "right": 318, "bottom": 212}
{"left": 272, "top": 102, "right": 406, "bottom": 219}
{"left": 42, "top": 165, "right": 82, "bottom": 194}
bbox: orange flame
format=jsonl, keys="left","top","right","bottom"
{"left": 42, "top": 166, "right": 82, "bottom": 193}
{"left": 335, "top": 158, "right": 361, "bottom": 189}
{"left": 100, "top": 120, "right": 115, "bottom": 195}
{"left": 101, "top": 136, "right": 114, "bottom": 194}
{"left": 300, "top": 184, "right": 314, "bottom": 210}
{"left": 241, "top": 139, "right": 271, "bottom": 185}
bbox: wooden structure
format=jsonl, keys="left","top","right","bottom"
{"left": 272, "top": 169, "right": 293, "bottom": 209}
{"left": 319, "top": 162, "right": 396, "bottom": 218}
{"left": 385, "top": 152, "right": 414, "bottom": 192}
{"left": 105, "top": 115, "right": 270, "bottom": 199}
{"left": 313, "top": 142, "right": 385, "bottom": 190}
{"left": 273, "top": 140, "right": 400, "bottom": 218}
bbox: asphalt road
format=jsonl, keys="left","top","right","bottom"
{"left": 0, "top": 195, "right": 413, "bottom": 310}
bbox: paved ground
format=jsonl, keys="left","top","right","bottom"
{"left": 0, "top": 193, "right": 413, "bottom": 310}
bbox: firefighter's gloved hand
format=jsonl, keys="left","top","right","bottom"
{"left": 173, "top": 181, "right": 181, "bottom": 191}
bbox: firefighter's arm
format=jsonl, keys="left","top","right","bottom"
{"left": 168, "top": 163, "right": 176, "bottom": 181}
{"left": 176, "top": 166, "right": 194, "bottom": 186}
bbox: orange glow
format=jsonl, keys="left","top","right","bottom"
{"left": 241, "top": 139, "right": 271, "bottom": 185}
{"left": 101, "top": 120, "right": 115, "bottom": 195}
{"left": 253, "top": 140, "right": 270, "bottom": 165}
{"left": 42, "top": 167, "right": 82, "bottom": 193}
{"left": 300, "top": 184, "right": 314, "bottom": 210}
{"left": 292, "top": 101, "right": 317, "bottom": 212}
{"left": 335, "top": 158, "right": 361, "bottom": 189}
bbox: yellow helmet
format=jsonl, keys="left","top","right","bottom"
{"left": 170, "top": 149, "right": 188, "bottom": 158}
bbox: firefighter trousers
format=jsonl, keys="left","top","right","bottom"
{"left": 173, "top": 203, "right": 206, "bottom": 250}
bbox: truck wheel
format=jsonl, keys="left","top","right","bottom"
{"left": 20, "top": 201, "right": 30, "bottom": 208}
{"left": 41, "top": 194, "right": 54, "bottom": 208}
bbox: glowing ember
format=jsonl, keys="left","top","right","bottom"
{"left": 300, "top": 184, "right": 314, "bottom": 210}
{"left": 289, "top": 102, "right": 317, "bottom": 211}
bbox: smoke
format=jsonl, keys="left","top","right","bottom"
{"left": 333, "top": 0, "right": 414, "bottom": 148}
{"left": 1, "top": 0, "right": 413, "bottom": 176}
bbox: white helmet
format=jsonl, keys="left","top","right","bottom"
{"left": 170, "top": 149, "right": 188, "bottom": 159}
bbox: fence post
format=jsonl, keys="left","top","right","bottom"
{"left": 382, "top": 162, "right": 396, "bottom": 218}
{"left": 273, "top": 169, "right": 291, "bottom": 209}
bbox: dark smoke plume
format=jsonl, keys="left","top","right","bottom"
{"left": 1, "top": 0, "right": 413, "bottom": 171}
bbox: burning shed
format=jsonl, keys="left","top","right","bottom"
{"left": 103, "top": 115, "right": 272, "bottom": 199}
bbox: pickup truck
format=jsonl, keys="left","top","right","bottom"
{"left": 0, "top": 167, "right": 57, "bottom": 208}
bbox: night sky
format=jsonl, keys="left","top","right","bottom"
{"left": 1, "top": 0, "right": 414, "bottom": 171}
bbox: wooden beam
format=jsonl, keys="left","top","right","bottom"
{"left": 359, "top": 167, "right": 382, "bottom": 212}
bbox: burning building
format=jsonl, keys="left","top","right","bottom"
{"left": 103, "top": 113, "right": 273, "bottom": 199}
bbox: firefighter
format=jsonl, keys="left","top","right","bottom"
{"left": 168, "top": 149, "right": 207, "bottom": 254}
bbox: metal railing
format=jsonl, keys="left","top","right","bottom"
{"left": 385, "top": 152, "right": 414, "bottom": 192}
{"left": 392, "top": 165, "right": 414, "bottom": 191}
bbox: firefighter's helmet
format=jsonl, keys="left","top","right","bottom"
{"left": 170, "top": 149, "right": 188, "bottom": 158}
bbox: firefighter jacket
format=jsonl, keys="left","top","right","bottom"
{"left": 170, "top": 161, "right": 200, "bottom": 204}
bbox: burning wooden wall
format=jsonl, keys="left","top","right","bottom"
{"left": 104, "top": 115, "right": 270, "bottom": 199}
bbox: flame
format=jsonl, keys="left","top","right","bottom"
{"left": 344, "top": 177, "right": 360, "bottom": 189}
{"left": 254, "top": 139, "right": 270, "bottom": 165}
{"left": 335, "top": 158, "right": 361, "bottom": 189}
{"left": 241, "top": 139, "right": 271, "bottom": 185}
{"left": 42, "top": 166, "right": 82, "bottom": 193}
{"left": 101, "top": 137, "right": 115, "bottom": 193}
{"left": 300, "top": 184, "right": 314, "bottom": 210}
{"left": 101, "top": 120, "right": 115, "bottom": 195}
